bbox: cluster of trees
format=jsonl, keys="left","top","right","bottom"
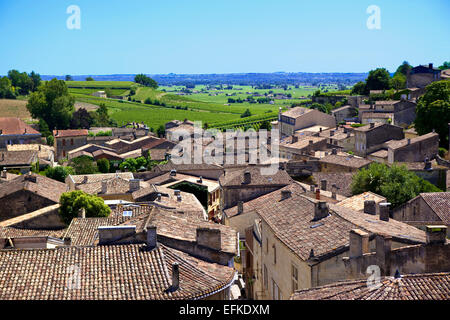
{"left": 414, "top": 80, "right": 450, "bottom": 148}
{"left": 240, "top": 109, "right": 252, "bottom": 118}
{"left": 351, "top": 163, "right": 441, "bottom": 209}
{"left": 134, "top": 74, "right": 158, "bottom": 88}
{"left": 59, "top": 190, "right": 110, "bottom": 225}
{"left": 0, "top": 70, "right": 41, "bottom": 98}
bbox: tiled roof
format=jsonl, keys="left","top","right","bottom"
{"left": 387, "top": 132, "right": 438, "bottom": 150}
{"left": 0, "top": 173, "right": 68, "bottom": 203}
{"left": 70, "top": 172, "right": 134, "bottom": 184}
{"left": 290, "top": 273, "right": 450, "bottom": 300}
{"left": 311, "top": 172, "right": 356, "bottom": 197}
{"left": 53, "top": 129, "right": 88, "bottom": 138}
{"left": 256, "top": 192, "right": 426, "bottom": 261}
{"left": 0, "top": 243, "right": 235, "bottom": 300}
{"left": 6, "top": 144, "right": 54, "bottom": 161}
{"left": 368, "top": 149, "right": 388, "bottom": 158}
{"left": 337, "top": 192, "right": 386, "bottom": 212}
{"left": 78, "top": 177, "right": 149, "bottom": 195}
{"left": 319, "top": 154, "right": 372, "bottom": 169}
{"left": 0, "top": 226, "right": 66, "bottom": 239}
{"left": 280, "top": 135, "right": 327, "bottom": 150}
{"left": 282, "top": 107, "right": 312, "bottom": 118}
{"left": 0, "top": 150, "right": 38, "bottom": 166}
{"left": 353, "top": 122, "right": 384, "bottom": 132}
{"left": 0, "top": 117, "right": 40, "bottom": 135}
{"left": 219, "top": 166, "right": 292, "bottom": 187}
{"left": 420, "top": 192, "right": 450, "bottom": 224}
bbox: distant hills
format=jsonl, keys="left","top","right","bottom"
{"left": 40, "top": 72, "right": 368, "bottom": 86}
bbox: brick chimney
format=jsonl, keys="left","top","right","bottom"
{"left": 171, "top": 262, "right": 180, "bottom": 291}
{"left": 313, "top": 201, "right": 329, "bottom": 221}
{"left": 243, "top": 171, "right": 251, "bottom": 184}
{"left": 281, "top": 190, "right": 292, "bottom": 200}
{"left": 364, "top": 200, "right": 376, "bottom": 215}
{"left": 331, "top": 184, "right": 337, "bottom": 200}
{"left": 1, "top": 168, "right": 6, "bottom": 179}
{"left": 196, "top": 228, "right": 221, "bottom": 251}
{"left": 429, "top": 63, "right": 433, "bottom": 69}
{"left": 101, "top": 180, "right": 108, "bottom": 194}
{"left": 375, "top": 234, "right": 392, "bottom": 272}
{"left": 349, "top": 229, "right": 369, "bottom": 258}
{"left": 425, "top": 225, "right": 447, "bottom": 245}
{"left": 146, "top": 226, "right": 157, "bottom": 249}
{"left": 379, "top": 202, "right": 391, "bottom": 221}
{"left": 315, "top": 188, "right": 320, "bottom": 200}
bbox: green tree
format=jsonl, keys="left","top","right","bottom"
{"left": 44, "top": 166, "right": 75, "bottom": 183}
{"left": 119, "top": 158, "right": 138, "bottom": 172}
{"left": 38, "top": 118, "right": 51, "bottom": 137}
{"left": 351, "top": 81, "right": 366, "bottom": 95}
{"left": 365, "top": 68, "right": 392, "bottom": 92}
{"left": 134, "top": 74, "right": 158, "bottom": 88}
{"left": 351, "top": 163, "right": 441, "bottom": 208}
{"left": 65, "top": 75, "right": 73, "bottom": 81}
{"left": 390, "top": 73, "right": 406, "bottom": 90}
{"left": 96, "top": 158, "right": 110, "bottom": 173}
{"left": 414, "top": 81, "right": 450, "bottom": 147}
{"left": 156, "top": 125, "right": 165, "bottom": 137}
{"left": 395, "top": 61, "right": 412, "bottom": 76}
{"left": 70, "top": 155, "right": 98, "bottom": 174}
{"left": 86, "top": 76, "right": 94, "bottom": 81}
{"left": 26, "top": 78, "right": 75, "bottom": 130}
{"left": 0, "top": 76, "right": 16, "bottom": 99}
{"left": 241, "top": 109, "right": 252, "bottom": 118}
{"left": 46, "top": 135, "right": 54, "bottom": 146}
{"left": 59, "top": 190, "right": 111, "bottom": 225}
{"left": 70, "top": 108, "right": 93, "bottom": 129}
{"left": 28, "top": 71, "right": 41, "bottom": 92}
{"left": 438, "top": 61, "right": 450, "bottom": 70}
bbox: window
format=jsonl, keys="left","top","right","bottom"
{"left": 71, "top": 139, "right": 74, "bottom": 145}
{"left": 263, "top": 265, "right": 268, "bottom": 289}
{"left": 62, "top": 139, "right": 66, "bottom": 146}
{"left": 272, "top": 279, "right": 281, "bottom": 300}
{"left": 273, "top": 244, "right": 276, "bottom": 264}
{"left": 292, "top": 264, "right": 298, "bottom": 293}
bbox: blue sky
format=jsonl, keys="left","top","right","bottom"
{"left": 0, "top": 0, "right": 449, "bottom": 75}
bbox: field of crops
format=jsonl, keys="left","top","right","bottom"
{"left": 0, "top": 99, "right": 33, "bottom": 122}
{"left": 65, "top": 81, "right": 135, "bottom": 89}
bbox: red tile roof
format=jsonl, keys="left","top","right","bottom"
{"left": 0, "top": 117, "right": 40, "bottom": 135}
{"left": 53, "top": 129, "right": 88, "bottom": 138}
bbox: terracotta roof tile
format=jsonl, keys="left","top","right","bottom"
{"left": 420, "top": 192, "right": 450, "bottom": 224}
{"left": 0, "top": 117, "right": 40, "bottom": 135}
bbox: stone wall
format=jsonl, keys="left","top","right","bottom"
{"left": 388, "top": 134, "right": 439, "bottom": 163}
{"left": 0, "top": 190, "right": 57, "bottom": 222}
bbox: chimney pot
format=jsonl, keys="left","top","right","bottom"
{"left": 237, "top": 201, "right": 244, "bottom": 214}
{"left": 157, "top": 193, "right": 162, "bottom": 201}
{"left": 315, "top": 188, "right": 320, "bottom": 200}
{"left": 429, "top": 63, "right": 433, "bottom": 69}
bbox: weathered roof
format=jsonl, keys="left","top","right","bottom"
{"left": 387, "top": 132, "right": 439, "bottom": 150}
{"left": 69, "top": 172, "right": 134, "bottom": 185}
{"left": 219, "top": 166, "right": 292, "bottom": 187}
{"left": 311, "top": 172, "right": 356, "bottom": 197}
{"left": 0, "top": 150, "right": 38, "bottom": 166}
{"left": 0, "top": 243, "right": 235, "bottom": 300}
{"left": 6, "top": 144, "right": 53, "bottom": 161}
{"left": 290, "top": 272, "right": 450, "bottom": 300}
{"left": 337, "top": 192, "right": 386, "bottom": 212}
{"left": 0, "top": 117, "right": 40, "bottom": 135}
{"left": 53, "top": 129, "right": 88, "bottom": 138}
{"left": 256, "top": 191, "right": 426, "bottom": 262}
{"left": 0, "top": 226, "right": 66, "bottom": 239}
{"left": 420, "top": 192, "right": 450, "bottom": 224}
{"left": 282, "top": 106, "right": 312, "bottom": 118}
{"left": 0, "top": 173, "right": 68, "bottom": 203}
{"left": 319, "top": 154, "right": 372, "bottom": 169}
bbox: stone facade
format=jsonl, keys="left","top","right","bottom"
{"left": 387, "top": 132, "right": 439, "bottom": 163}
{"left": 53, "top": 130, "right": 88, "bottom": 160}
{"left": 354, "top": 123, "right": 404, "bottom": 157}
{"left": 407, "top": 64, "right": 442, "bottom": 89}
{"left": 0, "top": 190, "right": 57, "bottom": 222}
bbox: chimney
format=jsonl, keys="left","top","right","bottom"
{"left": 320, "top": 179, "right": 327, "bottom": 191}
{"left": 237, "top": 201, "right": 244, "bottom": 214}
{"left": 1, "top": 168, "right": 6, "bottom": 179}
{"left": 243, "top": 171, "right": 251, "bottom": 184}
{"left": 425, "top": 225, "right": 447, "bottom": 245}
{"left": 309, "top": 184, "right": 315, "bottom": 192}
{"left": 330, "top": 130, "right": 334, "bottom": 137}
{"left": 319, "top": 127, "right": 322, "bottom": 133}
{"left": 197, "top": 176, "right": 203, "bottom": 184}
{"left": 331, "top": 148, "right": 337, "bottom": 155}
{"left": 424, "top": 157, "right": 432, "bottom": 171}
{"left": 170, "top": 169, "right": 177, "bottom": 176}
{"left": 370, "top": 123, "right": 375, "bottom": 129}
{"left": 177, "top": 195, "right": 182, "bottom": 202}
{"left": 129, "top": 179, "right": 141, "bottom": 192}
{"left": 171, "top": 263, "right": 180, "bottom": 291}
{"left": 313, "top": 201, "right": 329, "bottom": 221}
{"left": 407, "top": 138, "right": 411, "bottom": 145}
{"left": 331, "top": 184, "right": 337, "bottom": 200}
{"left": 101, "top": 180, "right": 108, "bottom": 194}
{"left": 146, "top": 226, "right": 157, "bottom": 249}
{"left": 174, "top": 189, "right": 180, "bottom": 196}
{"left": 291, "top": 135, "right": 298, "bottom": 144}
{"left": 98, "top": 225, "right": 136, "bottom": 245}
{"left": 363, "top": 200, "right": 377, "bottom": 215}
{"left": 349, "top": 229, "right": 369, "bottom": 258}
{"left": 315, "top": 188, "right": 320, "bottom": 200}
{"left": 196, "top": 228, "right": 221, "bottom": 251}
{"left": 1, "top": 153, "right": 4, "bottom": 162}
{"left": 376, "top": 235, "right": 392, "bottom": 272}
{"left": 156, "top": 193, "right": 162, "bottom": 201}
{"left": 281, "top": 190, "right": 292, "bottom": 200}
{"left": 78, "top": 207, "right": 86, "bottom": 219}
{"left": 379, "top": 202, "right": 391, "bottom": 221}
{"left": 308, "top": 140, "right": 313, "bottom": 145}
{"left": 429, "top": 63, "right": 433, "bottom": 69}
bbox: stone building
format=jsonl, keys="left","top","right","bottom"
{"left": 359, "top": 100, "right": 417, "bottom": 127}
{"left": 0, "top": 173, "right": 68, "bottom": 222}
{"left": 278, "top": 107, "right": 336, "bottom": 137}
{"left": 386, "top": 132, "right": 439, "bottom": 163}
{"left": 0, "top": 150, "right": 38, "bottom": 173}
{"left": 319, "top": 153, "right": 372, "bottom": 173}
{"left": 392, "top": 192, "right": 450, "bottom": 236}
{"left": 407, "top": 63, "right": 442, "bottom": 88}
{"left": 53, "top": 129, "right": 88, "bottom": 160}
{"left": 331, "top": 105, "right": 357, "bottom": 124}
{"left": 353, "top": 123, "right": 404, "bottom": 157}
{"left": 279, "top": 135, "right": 327, "bottom": 160}
{"left": 244, "top": 186, "right": 427, "bottom": 300}
{"left": 0, "top": 117, "right": 42, "bottom": 148}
